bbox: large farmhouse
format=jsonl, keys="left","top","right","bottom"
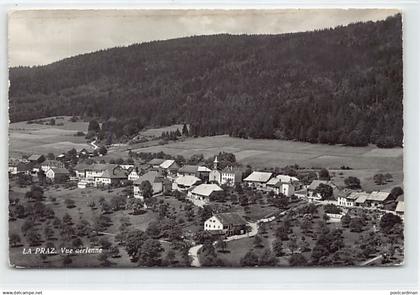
{"left": 133, "top": 170, "right": 165, "bottom": 200}
{"left": 204, "top": 213, "right": 248, "bottom": 236}
{"left": 46, "top": 167, "right": 70, "bottom": 183}
{"left": 266, "top": 175, "right": 298, "bottom": 197}
{"left": 189, "top": 183, "right": 224, "bottom": 202}
{"left": 243, "top": 171, "right": 272, "bottom": 188}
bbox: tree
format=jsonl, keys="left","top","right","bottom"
{"left": 314, "top": 183, "right": 334, "bottom": 200}
{"left": 88, "top": 120, "right": 100, "bottom": 133}
{"left": 373, "top": 174, "right": 385, "bottom": 185}
{"left": 272, "top": 238, "right": 283, "bottom": 256}
{"left": 380, "top": 213, "right": 402, "bottom": 234}
{"left": 259, "top": 249, "right": 277, "bottom": 266}
{"left": 125, "top": 230, "right": 148, "bottom": 260}
{"left": 9, "top": 233, "right": 21, "bottom": 247}
{"left": 341, "top": 214, "right": 351, "bottom": 228}
{"left": 253, "top": 234, "right": 264, "bottom": 248}
{"left": 164, "top": 250, "right": 177, "bottom": 266}
{"left": 349, "top": 217, "right": 364, "bottom": 233}
{"left": 344, "top": 176, "right": 361, "bottom": 189}
{"left": 216, "top": 238, "right": 228, "bottom": 253}
{"left": 126, "top": 198, "right": 144, "bottom": 215}
{"left": 319, "top": 168, "right": 330, "bottom": 180}
{"left": 240, "top": 250, "right": 259, "bottom": 267}
{"left": 98, "top": 146, "right": 107, "bottom": 156}
{"left": 62, "top": 213, "right": 73, "bottom": 225}
{"left": 27, "top": 230, "right": 42, "bottom": 246}
{"left": 138, "top": 239, "right": 163, "bottom": 267}
{"left": 289, "top": 253, "right": 308, "bottom": 266}
{"left": 182, "top": 124, "right": 189, "bottom": 136}
{"left": 389, "top": 186, "right": 403, "bottom": 200}
{"left": 140, "top": 181, "right": 153, "bottom": 199}
{"left": 49, "top": 118, "right": 56, "bottom": 126}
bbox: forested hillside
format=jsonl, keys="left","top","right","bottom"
{"left": 9, "top": 14, "right": 403, "bottom": 147}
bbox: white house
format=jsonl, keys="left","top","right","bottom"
{"left": 8, "top": 159, "right": 19, "bottom": 175}
{"left": 128, "top": 168, "right": 141, "bottom": 181}
{"left": 337, "top": 191, "right": 368, "bottom": 207}
{"left": 94, "top": 166, "right": 128, "bottom": 187}
{"left": 46, "top": 167, "right": 70, "bottom": 182}
{"left": 189, "top": 183, "right": 224, "bottom": 202}
{"left": 221, "top": 166, "right": 242, "bottom": 186}
{"left": 204, "top": 213, "right": 247, "bottom": 236}
{"left": 243, "top": 171, "right": 272, "bottom": 188}
{"left": 172, "top": 175, "right": 201, "bottom": 191}
{"left": 41, "top": 160, "right": 65, "bottom": 172}
{"left": 266, "top": 175, "right": 298, "bottom": 197}
{"left": 365, "top": 191, "right": 391, "bottom": 209}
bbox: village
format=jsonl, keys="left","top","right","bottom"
{"left": 8, "top": 137, "right": 405, "bottom": 267}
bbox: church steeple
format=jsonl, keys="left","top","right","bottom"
{"left": 213, "top": 156, "right": 219, "bottom": 170}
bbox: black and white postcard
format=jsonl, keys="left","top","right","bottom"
{"left": 8, "top": 9, "right": 404, "bottom": 268}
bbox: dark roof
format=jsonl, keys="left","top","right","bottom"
{"left": 50, "top": 167, "right": 70, "bottom": 174}
{"left": 28, "top": 154, "right": 43, "bottom": 161}
{"left": 148, "top": 158, "right": 166, "bottom": 166}
{"left": 98, "top": 167, "right": 128, "bottom": 179}
{"left": 178, "top": 165, "right": 199, "bottom": 174}
{"left": 134, "top": 170, "right": 163, "bottom": 184}
{"left": 214, "top": 213, "right": 247, "bottom": 226}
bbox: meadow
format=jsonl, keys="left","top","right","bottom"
{"left": 9, "top": 116, "right": 91, "bottom": 157}
{"left": 132, "top": 135, "right": 403, "bottom": 192}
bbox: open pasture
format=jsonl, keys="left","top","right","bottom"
{"left": 9, "top": 116, "right": 91, "bottom": 156}
{"left": 132, "top": 135, "right": 403, "bottom": 171}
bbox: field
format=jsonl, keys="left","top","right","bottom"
{"left": 131, "top": 135, "right": 403, "bottom": 191}
{"left": 9, "top": 116, "right": 91, "bottom": 157}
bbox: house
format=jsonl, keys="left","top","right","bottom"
{"left": 45, "top": 167, "right": 70, "bottom": 183}
{"left": 337, "top": 191, "right": 368, "bottom": 207}
{"left": 307, "top": 180, "right": 336, "bottom": 201}
{"left": 266, "top": 175, "right": 298, "bottom": 197}
{"left": 74, "top": 163, "right": 94, "bottom": 179}
{"left": 178, "top": 165, "right": 199, "bottom": 177}
{"left": 395, "top": 200, "right": 404, "bottom": 218}
{"left": 172, "top": 175, "right": 201, "bottom": 191}
{"left": 148, "top": 158, "right": 166, "bottom": 169}
{"left": 85, "top": 164, "right": 114, "bottom": 181}
{"left": 16, "top": 161, "right": 33, "bottom": 175}
{"left": 204, "top": 213, "right": 248, "bottom": 236}
{"left": 41, "top": 160, "right": 65, "bottom": 172}
{"left": 94, "top": 166, "right": 128, "bottom": 187}
{"left": 221, "top": 166, "right": 242, "bottom": 186}
{"left": 365, "top": 191, "right": 391, "bottom": 209}
{"left": 8, "top": 159, "right": 19, "bottom": 175}
{"left": 133, "top": 170, "right": 165, "bottom": 199}
{"left": 189, "top": 183, "right": 224, "bottom": 202}
{"left": 128, "top": 167, "right": 141, "bottom": 181}
{"left": 159, "top": 159, "right": 179, "bottom": 176}
{"left": 243, "top": 171, "right": 272, "bottom": 188}
{"left": 120, "top": 164, "right": 135, "bottom": 171}
{"left": 28, "top": 154, "right": 45, "bottom": 163}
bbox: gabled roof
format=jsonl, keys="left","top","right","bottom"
{"left": 98, "top": 167, "right": 128, "bottom": 179}
{"left": 198, "top": 166, "right": 211, "bottom": 173}
{"left": 396, "top": 194, "right": 404, "bottom": 202}
{"left": 308, "top": 180, "right": 331, "bottom": 191}
{"left": 160, "top": 159, "right": 177, "bottom": 169}
{"left": 243, "top": 171, "right": 272, "bottom": 183}
{"left": 368, "top": 191, "right": 390, "bottom": 202}
{"left": 174, "top": 175, "right": 201, "bottom": 187}
{"left": 395, "top": 201, "right": 404, "bottom": 213}
{"left": 28, "top": 154, "right": 43, "bottom": 161}
{"left": 148, "top": 158, "right": 166, "bottom": 166}
{"left": 191, "top": 184, "right": 223, "bottom": 197}
{"left": 179, "top": 165, "right": 199, "bottom": 174}
{"left": 134, "top": 170, "right": 163, "bottom": 185}
{"left": 214, "top": 213, "right": 247, "bottom": 226}
{"left": 49, "top": 167, "right": 69, "bottom": 174}
{"left": 267, "top": 175, "right": 299, "bottom": 186}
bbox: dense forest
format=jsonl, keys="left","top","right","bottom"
{"left": 9, "top": 14, "right": 403, "bottom": 147}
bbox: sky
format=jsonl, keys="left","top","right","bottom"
{"left": 8, "top": 9, "right": 399, "bottom": 67}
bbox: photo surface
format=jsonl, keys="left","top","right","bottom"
{"left": 8, "top": 9, "right": 404, "bottom": 268}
